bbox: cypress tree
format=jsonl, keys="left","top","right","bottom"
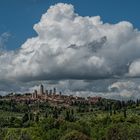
{"left": 123, "top": 108, "right": 127, "bottom": 118}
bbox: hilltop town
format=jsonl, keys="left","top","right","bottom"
{"left": 1, "top": 84, "right": 102, "bottom": 106}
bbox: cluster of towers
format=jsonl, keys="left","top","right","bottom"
{"left": 32, "top": 84, "right": 61, "bottom": 99}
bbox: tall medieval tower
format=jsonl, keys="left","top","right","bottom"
{"left": 40, "top": 84, "right": 44, "bottom": 95}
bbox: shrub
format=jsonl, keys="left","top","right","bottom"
{"left": 60, "top": 130, "right": 90, "bottom": 140}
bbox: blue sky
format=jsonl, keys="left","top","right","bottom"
{"left": 0, "top": 0, "right": 140, "bottom": 50}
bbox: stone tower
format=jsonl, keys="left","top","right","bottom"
{"left": 40, "top": 84, "right": 44, "bottom": 95}
{"left": 53, "top": 88, "right": 56, "bottom": 95}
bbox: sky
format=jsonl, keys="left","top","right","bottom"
{"left": 0, "top": 0, "right": 140, "bottom": 50}
{"left": 0, "top": 0, "right": 140, "bottom": 100}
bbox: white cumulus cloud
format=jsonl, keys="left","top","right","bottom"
{"left": 0, "top": 3, "right": 140, "bottom": 83}
{"left": 108, "top": 81, "right": 140, "bottom": 100}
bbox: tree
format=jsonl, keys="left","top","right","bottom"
{"left": 53, "top": 107, "right": 58, "bottom": 119}
{"left": 45, "top": 111, "right": 48, "bottom": 118}
{"left": 22, "top": 113, "right": 29, "bottom": 123}
{"left": 35, "top": 114, "right": 39, "bottom": 122}
{"left": 65, "top": 110, "right": 70, "bottom": 121}
{"left": 136, "top": 99, "right": 139, "bottom": 106}
{"left": 123, "top": 108, "right": 127, "bottom": 118}
{"left": 109, "top": 104, "right": 112, "bottom": 116}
